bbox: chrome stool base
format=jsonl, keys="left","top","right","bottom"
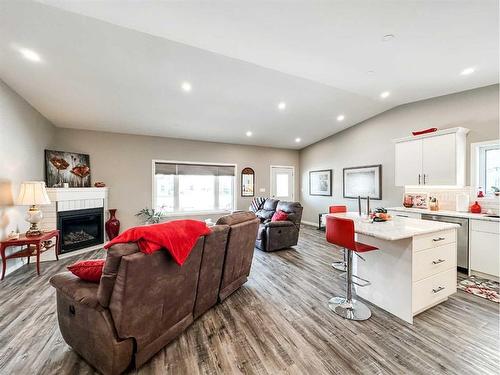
{"left": 328, "top": 296, "right": 347, "bottom": 306}
{"left": 329, "top": 298, "right": 371, "bottom": 321}
{"left": 331, "top": 261, "right": 347, "bottom": 272}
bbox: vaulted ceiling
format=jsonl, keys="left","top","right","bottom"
{"left": 0, "top": 1, "right": 498, "bottom": 149}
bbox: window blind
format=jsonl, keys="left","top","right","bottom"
{"left": 155, "top": 162, "right": 235, "bottom": 177}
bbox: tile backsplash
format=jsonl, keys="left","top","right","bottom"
{"left": 404, "top": 186, "right": 500, "bottom": 214}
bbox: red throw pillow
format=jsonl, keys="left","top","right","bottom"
{"left": 271, "top": 210, "right": 289, "bottom": 222}
{"left": 67, "top": 259, "right": 105, "bottom": 283}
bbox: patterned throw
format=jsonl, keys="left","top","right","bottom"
{"left": 250, "top": 197, "right": 266, "bottom": 213}
{"left": 458, "top": 276, "right": 499, "bottom": 303}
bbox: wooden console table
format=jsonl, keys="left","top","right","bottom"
{"left": 1, "top": 230, "right": 60, "bottom": 280}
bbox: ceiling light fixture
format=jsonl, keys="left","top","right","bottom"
{"left": 278, "top": 101, "right": 286, "bottom": 111}
{"left": 337, "top": 114, "right": 345, "bottom": 122}
{"left": 460, "top": 67, "right": 475, "bottom": 76}
{"left": 295, "top": 137, "right": 301, "bottom": 143}
{"left": 380, "top": 91, "right": 390, "bottom": 99}
{"left": 18, "top": 48, "right": 41, "bottom": 62}
{"left": 246, "top": 131, "right": 252, "bottom": 137}
{"left": 181, "top": 82, "right": 192, "bottom": 92}
{"left": 382, "top": 34, "right": 395, "bottom": 42}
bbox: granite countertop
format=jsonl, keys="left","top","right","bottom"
{"left": 387, "top": 207, "right": 500, "bottom": 222}
{"left": 328, "top": 212, "right": 459, "bottom": 241}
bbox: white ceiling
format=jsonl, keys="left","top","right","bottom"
{"left": 0, "top": 1, "right": 498, "bottom": 149}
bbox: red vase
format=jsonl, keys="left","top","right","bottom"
{"left": 470, "top": 201, "right": 482, "bottom": 214}
{"left": 105, "top": 209, "right": 120, "bottom": 240}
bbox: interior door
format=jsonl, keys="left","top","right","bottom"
{"left": 270, "top": 166, "right": 294, "bottom": 201}
{"left": 395, "top": 139, "right": 422, "bottom": 186}
{"left": 422, "top": 133, "right": 456, "bottom": 185}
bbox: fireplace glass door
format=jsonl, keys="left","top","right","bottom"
{"left": 57, "top": 208, "right": 104, "bottom": 254}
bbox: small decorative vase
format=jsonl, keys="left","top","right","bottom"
{"left": 105, "top": 209, "right": 120, "bottom": 240}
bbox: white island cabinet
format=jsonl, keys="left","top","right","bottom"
{"left": 328, "top": 213, "right": 459, "bottom": 324}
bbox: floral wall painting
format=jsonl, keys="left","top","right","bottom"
{"left": 45, "top": 150, "right": 91, "bottom": 187}
{"left": 343, "top": 164, "right": 382, "bottom": 200}
{"left": 309, "top": 169, "right": 332, "bottom": 196}
{"left": 241, "top": 167, "right": 255, "bottom": 197}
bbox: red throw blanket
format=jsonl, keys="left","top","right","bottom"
{"left": 104, "top": 220, "right": 212, "bottom": 265}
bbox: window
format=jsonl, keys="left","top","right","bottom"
{"left": 472, "top": 141, "right": 500, "bottom": 195}
{"left": 153, "top": 161, "right": 235, "bottom": 214}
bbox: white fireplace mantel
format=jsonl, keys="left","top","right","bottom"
{"left": 39, "top": 187, "right": 109, "bottom": 259}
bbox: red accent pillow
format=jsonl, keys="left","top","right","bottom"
{"left": 67, "top": 259, "right": 105, "bottom": 283}
{"left": 271, "top": 210, "right": 289, "bottom": 222}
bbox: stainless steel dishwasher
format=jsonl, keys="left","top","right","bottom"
{"left": 421, "top": 214, "right": 469, "bottom": 272}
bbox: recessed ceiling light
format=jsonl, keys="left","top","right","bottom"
{"left": 460, "top": 67, "right": 475, "bottom": 75}
{"left": 18, "top": 48, "right": 41, "bottom": 62}
{"left": 181, "top": 82, "right": 192, "bottom": 92}
{"left": 278, "top": 101, "right": 286, "bottom": 111}
{"left": 337, "top": 114, "right": 345, "bottom": 122}
{"left": 380, "top": 91, "right": 390, "bottom": 99}
{"left": 295, "top": 137, "right": 301, "bottom": 143}
{"left": 382, "top": 34, "right": 395, "bottom": 42}
{"left": 246, "top": 131, "right": 252, "bottom": 137}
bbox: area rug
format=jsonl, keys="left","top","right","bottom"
{"left": 458, "top": 276, "right": 500, "bottom": 303}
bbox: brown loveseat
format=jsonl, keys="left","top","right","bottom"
{"left": 49, "top": 212, "right": 259, "bottom": 375}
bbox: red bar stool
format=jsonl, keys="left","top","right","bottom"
{"left": 326, "top": 216, "right": 378, "bottom": 321}
{"left": 327, "top": 205, "right": 347, "bottom": 272}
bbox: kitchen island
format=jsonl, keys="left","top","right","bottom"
{"left": 328, "top": 212, "right": 459, "bottom": 324}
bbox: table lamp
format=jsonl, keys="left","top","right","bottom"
{"left": 16, "top": 181, "right": 51, "bottom": 237}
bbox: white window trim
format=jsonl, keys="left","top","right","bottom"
{"left": 269, "top": 165, "right": 295, "bottom": 201}
{"left": 470, "top": 140, "right": 500, "bottom": 196}
{"left": 152, "top": 159, "right": 237, "bottom": 216}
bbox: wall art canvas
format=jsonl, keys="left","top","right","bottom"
{"left": 45, "top": 150, "right": 91, "bottom": 187}
{"left": 309, "top": 169, "right": 332, "bottom": 196}
{"left": 343, "top": 164, "right": 382, "bottom": 199}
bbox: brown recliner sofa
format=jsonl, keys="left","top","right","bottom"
{"left": 50, "top": 212, "right": 259, "bottom": 375}
{"left": 252, "top": 199, "right": 303, "bottom": 252}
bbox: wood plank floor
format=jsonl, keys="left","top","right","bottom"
{"left": 0, "top": 225, "right": 498, "bottom": 375}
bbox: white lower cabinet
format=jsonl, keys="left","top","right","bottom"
{"left": 470, "top": 219, "right": 500, "bottom": 278}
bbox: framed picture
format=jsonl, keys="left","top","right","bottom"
{"left": 343, "top": 164, "right": 382, "bottom": 200}
{"left": 309, "top": 169, "right": 332, "bottom": 196}
{"left": 241, "top": 167, "right": 255, "bottom": 197}
{"left": 45, "top": 149, "right": 91, "bottom": 188}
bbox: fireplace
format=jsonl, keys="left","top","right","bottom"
{"left": 57, "top": 207, "right": 104, "bottom": 254}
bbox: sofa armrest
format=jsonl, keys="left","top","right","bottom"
{"left": 264, "top": 220, "right": 295, "bottom": 228}
{"left": 50, "top": 272, "right": 100, "bottom": 309}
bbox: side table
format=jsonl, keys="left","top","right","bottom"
{"left": 1, "top": 230, "right": 60, "bottom": 280}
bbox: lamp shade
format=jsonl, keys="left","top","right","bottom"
{"left": 16, "top": 181, "right": 51, "bottom": 206}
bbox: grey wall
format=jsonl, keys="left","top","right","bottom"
{"left": 299, "top": 84, "right": 499, "bottom": 224}
{"left": 53, "top": 128, "right": 299, "bottom": 229}
{"left": 0, "top": 80, "right": 56, "bottom": 273}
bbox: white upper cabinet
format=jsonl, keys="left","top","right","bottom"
{"left": 395, "top": 139, "right": 422, "bottom": 186}
{"left": 394, "top": 127, "right": 469, "bottom": 187}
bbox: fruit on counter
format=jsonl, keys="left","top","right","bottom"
{"left": 470, "top": 201, "right": 482, "bottom": 214}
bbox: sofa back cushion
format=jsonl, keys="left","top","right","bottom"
{"left": 107, "top": 238, "right": 204, "bottom": 351}
{"left": 216, "top": 212, "right": 260, "bottom": 300}
{"left": 193, "top": 225, "right": 229, "bottom": 319}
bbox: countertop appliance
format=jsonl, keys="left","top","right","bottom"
{"left": 421, "top": 214, "right": 469, "bottom": 272}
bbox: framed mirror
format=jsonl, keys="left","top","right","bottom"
{"left": 241, "top": 167, "right": 255, "bottom": 197}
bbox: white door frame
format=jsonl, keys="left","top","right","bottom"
{"left": 270, "top": 165, "right": 295, "bottom": 200}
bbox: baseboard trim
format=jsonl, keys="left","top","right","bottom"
{"left": 301, "top": 220, "right": 317, "bottom": 227}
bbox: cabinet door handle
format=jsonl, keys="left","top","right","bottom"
{"left": 432, "top": 259, "right": 445, "bottom": 265}
{"left": 432, "top": 286, "right": 445, "bottom": 294}
{"left": 418, "top": 174, "right": 421, "bottom": 185}
{"left": 432, "top": 237, "right": 445, "bottom": 242}
{"left": 423, "top": 174, "right": 427, "bottom": 184}
{"left": 396, "top": 214, "right": 409, "bottom": 218}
